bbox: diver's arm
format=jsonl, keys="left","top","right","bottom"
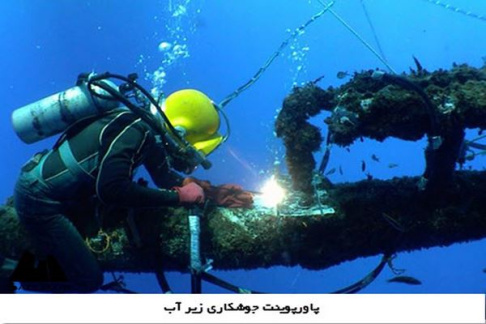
{"left": 143, "top": 144, "right": 184, "bottom": 189}
{"left": 95, "top": 119, "right": 180, "bottom": 208}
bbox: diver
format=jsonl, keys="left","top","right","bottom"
{"left": 6, "top": 86, "right": 233, "bottom": 293}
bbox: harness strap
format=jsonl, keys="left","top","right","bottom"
{"left": 19, "top": 150, "right": 51, "bottom": 188}
{"left": 58, "top": 139, "right": 92, "bottom": 183}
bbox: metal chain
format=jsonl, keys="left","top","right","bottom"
{"left": 218, "top": 1, "right": 335, "bottom": 108}
{"left": 421, "top": 0, "right": 486, "bottom": 22}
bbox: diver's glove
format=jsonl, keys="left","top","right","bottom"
{"left": 211, "top": 184, "right": 254, "bottom": 208}
{"left": 173, "top": 182, "right": 205, "bottom": 204}
{"left": 182, "top": 177, "right": 212, "bottom": 191}
{"left": 183, "top": 177, "right": 254, "bottom": 208}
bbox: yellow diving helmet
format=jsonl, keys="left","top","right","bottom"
{"left": 163, "top": 89, "right": 224, "bottom": 156}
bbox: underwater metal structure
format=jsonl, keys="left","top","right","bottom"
{"left": 1, "top": 168, "right": 486, "bottom": 275}
{"left": 1, "top": 64, "right": 486, "bottom": 282}
{"left": 277, "top": 63, "right": 486, "bottom": 198}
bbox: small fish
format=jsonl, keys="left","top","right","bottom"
{"left": 339, "top": 165, "right": 343, "bottom": 175}
{"left": 366, "top": 172, "right": 373, "bottom": 181}
{"left": 371, "top": 154, "right": 380, "bottom": 162}
{"left": 311, "top": 74, "right": 325, "bottom": 85}
{"left": 387, "top": 275, "right": 422, "bottom": 285}
{"left": 361, "top": 160, "right": 366, "bottom": 172}
{"left": 325, "top": 167, "right": 336, "bottom": 176}
{"left": 388, "top": 163, "right": 399, "bottom": 169}
{"left": 483, "top": 268, "right": 486, "bottom": 273}
{"left": 337, "top": 71, "right": 350, "bottom": 79}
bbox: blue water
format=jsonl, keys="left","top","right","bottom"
{"left": 1, "top": 0, "right": 486, "bottom": 293}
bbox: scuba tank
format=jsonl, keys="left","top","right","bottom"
{"left": 11, "top": 71, "right": 214, "bottom": 173}
{"left": 11, "top": 73, "right": 120, "bottom": 144}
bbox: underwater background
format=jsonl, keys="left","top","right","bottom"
{"left": 1, "top": 0, "right": 486, "bottom": 293}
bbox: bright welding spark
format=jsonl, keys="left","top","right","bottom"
{"left": 259, "top": 176, "right": 286, "bottom": 208}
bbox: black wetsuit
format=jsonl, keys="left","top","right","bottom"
{"left": 44, "top": 109, "right": 182, "bottom": 205}
{"left": 13, "top": 110, "right": 183, "bottom": 292}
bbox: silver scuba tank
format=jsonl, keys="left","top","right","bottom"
{"left": 11, "top": 77, "right": 120, "bottom": 144}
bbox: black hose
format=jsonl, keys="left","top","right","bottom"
{"left": 332, "top": 252, "right": 392, "bottom": 294}
{"left": 381, "top": 73, "right": 440, "bottom": 137}
{"left": 88, "top": 80, "right": 166, "bottom": 141}
{"left": 87, "top": 72, "right": 181, "bottom": 138}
